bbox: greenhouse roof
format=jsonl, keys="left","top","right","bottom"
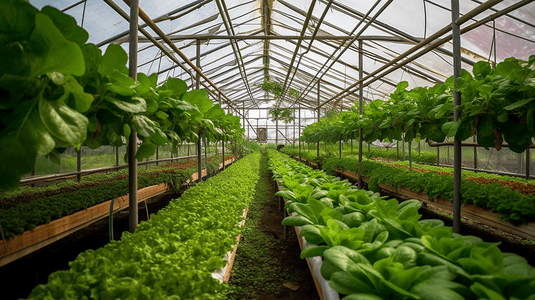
{"left": 31, "top": 0, "right": 535, "bottom": 113}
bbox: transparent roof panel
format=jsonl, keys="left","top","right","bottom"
{"left": 28, "top": 0, "right": 535, "bottom": 114}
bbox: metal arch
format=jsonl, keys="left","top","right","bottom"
{"left": 97, "top": 0, "right": 211, "bottom": 47}
{"left": 214, "top": 0, "right": 258, "bottom": 108}
{"left": 325, "top": 0, "right": 477, "bottom": 66}
{"left": 321, "top": 0, "right": 533, "bottom": 109}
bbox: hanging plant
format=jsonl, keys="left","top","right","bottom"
{"left": 259, "top": 79, "right": 299, "bottom": 123}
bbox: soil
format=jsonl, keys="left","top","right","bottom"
{"left": 227, "top": 152, "right": 320, "bottom": 300}
{"left": 0, "top": 166, "right": 228, "bottom": 300}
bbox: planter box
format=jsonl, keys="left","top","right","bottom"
{"left": 0, "top": 158, "right": 235, "bottom": 267}
{"left": 276, "top": 180, "right": 340, "bottom": 300}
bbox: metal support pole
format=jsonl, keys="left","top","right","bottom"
{"left": 437, "top": 147, "right": 440, "bottom": 166}
{"left": 339, "top": 140, "right": 342, "bottom": 158}
{"left": 115, "top": 147, "right": 119, "bottom": 166}
{"left": 196, "top": 39, "right": 203, "bottom": 181}
{"left": 128, "top": 0, "right": 139, "bottom": 234}
{"left": 397, "top": 142, "right": 399, "bottom": 160}
{"left": 317, "top": 82, "right": 320, "bottom": 160}
{"left": 197, "top": 132, "right": 202, "bottom": 182}
{"left": 276, "top": 118, "right": 279, "bottom": 146}
{"left": 357, "top": 40, "right": 364, "bottom": 189}
{"left": 402, "top": 138, "right": 405, "bottom": 160}
{"left": 519, "top": 152, "right": 524, "bottom": 174}
{"left": 222, "top": 136, "right": 226, "bottom": 169}
{"left": 204, "top": 137, "right": 208, "bottom": 173}
{"left": 299, "top": 104, "right": 301, "bottom": 160}
{"left": 526, "top": 149, "right": 530, "bottom": 180}
{"left": 418, "top": 141, "right": 421, "bottom": 156}
{"left": 156, "top": 146, "right": 159, "bottom": 166}
{"left": 451, "top": 0, "right": 462, "bottom": 234}
{"left": 76, "top": 148, "right": 81, "bottom": 182}
{"left": 409, "top": 142, "right": 412, "bottom": 170}
{"left": 473, "top": 137, "right": 478, "bottom": 169}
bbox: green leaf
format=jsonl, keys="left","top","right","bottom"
{"left": 473, "top": 61, "right": 492, "bottom": 79}
{"left": 155, "top": 111, "right": 169, "bottom": 120}
{"left": 135, "top": 73, "right": 152, "bottom": 95}
{"left": 503, "top": 98, "right": 534, "bottom": 111}
{"left": 442, "top": 121, "right": 459, "bottom": 137}
{"left": 130, "top": 115, "right": 156, "bottom": 138}
{"left": 342, "top": 294, "right": 385, "bottom": 300}
{"left": 150, "top": 127, "right": 167, "bottom": 146}
{"left": 300, "top": 225, "right": 324, "bottom": 244}
{"left": 183, "top": 90, "right": 212, "bottom": 113}
{"left": 99, "top": 44, "right": 128, "bottom": 77}
{"left": 62, "top": 75, "right": 93, "bottom": 113}
{"left": 104, "top": 96, "right": 147, "bottom": 113}
{"left": 39, "top": 97, "right": 88, "bottom": 148}
{"left": 0, "top": 105, "right": 54, "bottom": 190}
{"left": 29, "top": 13, "right": 85, "bottom": 77}
{"left": 0, "top": 0, "right": 38, "bottom": 43}
{"left": 41, "top": 6, "right": 88, "bottom": 46}
{"left": 281, "top": 216, "right": 313, "bottom": 226}
{"left": 300, "top": 245, "right": 329, "bottom": 258}
{"left": 330, "top": 271, "right": 376, "bottom": 295}
{"left": 135, "top": 140, "right": 156, "bottom": 161}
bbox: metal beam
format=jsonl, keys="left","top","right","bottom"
{"left": 127, "top": 0, "right": 139, "bottom": 234}
{"left": 321, "top": 0, "right": 510, "bottom": 109}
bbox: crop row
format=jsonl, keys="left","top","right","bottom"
{"left": 25, "top": 152, "right": 261, "bottom": 299}
{"left": 268, "top": 150, "right": 535, "bottom": 300}
{"left": 0, "top": 158, "right": 223, "bottom": 239}
{"left": 322, "top": 157, "right": 535, "bottom": 224}
{"left": 280, "top": 145, "right": 436, "bottom": 166}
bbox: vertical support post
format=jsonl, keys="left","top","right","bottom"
{"left": 204, "top": 137, "right": 208, "bottom": 174}
{"left": 196, "top": 39, "right": 202, "bottom": 182}
{"left": 397, "top": 142, "right": 399, "bottom": 160}
{"left": 115, "top": 147, "right": 119, "bottom": 167}
{"left": 339, "top": 140, "right": 342, "bottom": 158}
{"left": 437, "top": 147, "right": 440, "bottom": 166}
{"left": 519, "top": 152, "right": 524, "bottom": 174}
{"left": 473, "top": 136, "right": 478, "bottom": 169}
{"left": 156, "top": 146, "right": 159, "bottom": 166}
{"left": 451, "top": 0, "right": 462, "bottom": 234}
{"left": 76, "top": 148, "right": 81, "bottom": 182}
{"left": 317, "top": 82, "right": 320, "bottom": 160}
{"left": 358, "top": 40, "right": 364, "bottom": 189}
{"left": 197, "top": 133, "right": 202, "bottom": 182}
{"left": 526, "top": 149, "right": 530, "bottom": 180}
{"left": 276, "top": 118, "right": 279, "bottom": 146}
{"left": 128, "top": 0, "right": 139, "bottom": 233}
{"left": 402, "top": 137, "right": 405, "bottom": 160}
{"left": 299, "top": 104, "right": 301, "bottom": 161}
{"left": 409, "top": 142, "right": 412, "bottom": 170}
{"left": 418, "top": 141, "right": 421, "bottom": 156}
{"left": 222, "top": 136, "right": 226, "bottom": 169}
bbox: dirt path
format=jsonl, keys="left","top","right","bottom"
{"left": 227, "top": 151, "right": 320, "bottom": 300}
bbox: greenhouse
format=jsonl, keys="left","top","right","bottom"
{"left": 1, "top": 0, "right": 535, "bottom": 299}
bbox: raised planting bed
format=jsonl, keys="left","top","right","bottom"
{"left": 335, "top": 169, "right": 535, "bottom": 242}
{"left": 269, "top": 150, "right": 535, "bottom": 300}
{"left": 0, "top": 157, "right": 235, "bottom": 266}
{"left": 24, "top": 153, "right": 259, "bottom": 299}
{"left": 274, "top": 180, "right": 340, "bottom": 300}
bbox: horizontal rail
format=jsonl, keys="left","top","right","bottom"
{"left": 19, "top": 154, "right": 224, "bottom": 186}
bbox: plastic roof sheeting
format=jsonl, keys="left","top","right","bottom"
{"left": 30, "top": 0, "right": 535, "bottom": 114}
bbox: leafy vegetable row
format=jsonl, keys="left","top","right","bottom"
{"left": 0, "top": 157, "right": 223, "bottom": 239}
{"left": 0, "top": 0, "right": 245, "bottom": 191}
{"left": 300, "top": 56, "right": 535, "bottom": 153}
{"left": 280, "top": 144, "right": 437, "bottom": 165}
{"left": 26, "top": 152, "right": 261, "bottom": 299}
{"left": 322, "top": 157, "right": 535, "bottom": 224}
{"left": 268, "top": 150, "right": 535, "bottom": 300}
